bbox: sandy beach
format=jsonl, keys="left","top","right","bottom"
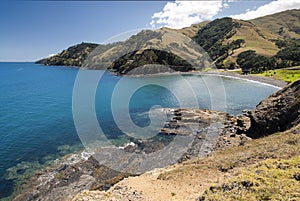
{"left": 124, "top": 70, "right": 287, "bottom": 89}
{"left": 201, "top": 71, "right": 286, "bottom": 88}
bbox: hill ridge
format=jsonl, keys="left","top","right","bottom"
{"left": 36, "top": 9, "right": 300, "bottom": 74}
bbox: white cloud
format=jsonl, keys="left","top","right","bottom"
{"left": 150, "top": 1, "right": 231, "bottom": 29}
{"left": 230, "top": 0, "right": 300, "bottom": 20}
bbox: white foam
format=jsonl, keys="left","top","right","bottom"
{"left": 201, "top": 73, "right": 283, "bottom": 90}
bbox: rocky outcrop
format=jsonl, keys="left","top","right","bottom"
{"left": 246, "top": 79, "right": 300, "bottom": 138}
{"left": 16, "top": 78, "right": 300, "bottom": 200}
{"left": 160, "top": 109, "right": 250, "bottom": 161}
{"left": 13, "top": 108, "right": 249, "bottom": 201}
{"left": 12, "top": 152, "right": 133, "bottom": 201}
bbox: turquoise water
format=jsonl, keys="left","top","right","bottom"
{"left": 0, "top": 62, "right": 278, "bottom": 199}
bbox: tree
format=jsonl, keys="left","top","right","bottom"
{"left": 276, "top": 47, "right": 300, "bottom": 62}
{"left": 237, "top": 50, "right": 270, "bottom": 73}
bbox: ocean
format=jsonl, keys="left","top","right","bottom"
{"left": 0, "top": 62, "right": 278, "bottom": 199}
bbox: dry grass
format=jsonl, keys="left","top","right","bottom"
{"left": 201, "top": 156, "right": 300, "bottom": 200}
{"left": 178, "top": 21, "right": 210, "bottom": 38}
{"left": 82, "top": 124, "right": 300, "bottom": 201}
{"left": 229, "top": 20, "right": 279, "bottom": 57}
{"left": 251, "top": 9, "right": 300, "bottom": 39}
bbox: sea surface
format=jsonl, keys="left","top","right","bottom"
{"left": 0, "top": 62, "right": 279, "bottom": 199}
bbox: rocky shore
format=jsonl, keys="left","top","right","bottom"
{"left": 72, "top": 79, "right": 299, "bottom": 201}
{"left": 12, "top": 79, "right": 299, "bottom": 201}
{"left": 12, "top": 108, "right": 250, "bottom": 201}
{"left": 246, "top": 79, "right": 300, "bottom": 138}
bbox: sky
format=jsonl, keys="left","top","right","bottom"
{"left": 1, "top": 0, "right": 300, "bottom": 61}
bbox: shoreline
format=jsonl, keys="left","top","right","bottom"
{"left": 12, "top": 108, "right": 248, "bottom": 201}
{"left": 201, "top": 72, "right": 285, "bottom": 89}
{"left": 123, "top": 70, "right": 286, "bottom": 89}
{"left": 36, "top": 63, "right": 287, "bottom": 88}
{"left": 202, "top": 71, "right": 286, "bottom": 88}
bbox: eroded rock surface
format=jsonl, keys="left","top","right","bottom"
{"left": 13, "top": 108, "right": 248, "bottom": 201}
{"left": 246, "top": 79, "right": 300, "bottom": 138}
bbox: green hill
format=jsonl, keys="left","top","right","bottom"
{"left": 251, "top": 9, "right": 300, "bottom": 39}
{"left": 82, "top": 28, "right": 210, "bottom": 75}
{"left": 36, "top": 43, "right": 101, "bottom": 67}
{"left": 190, "top": 10, "right": 300, "bottom": 71}
{"left": 36, "top": 9, "right": 300, "bottom": 74}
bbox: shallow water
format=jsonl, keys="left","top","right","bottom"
{"left": 0, "top": 62, "right": 278, "bottom": 199}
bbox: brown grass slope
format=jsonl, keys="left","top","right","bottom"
{"left": 83, "top": 28, "right": 211, "bottom": 73}
{"left": 226, "top": 19, "right": 279, "bottom": 60}
{"left": 36, "top": 10, "right": 300, "bottom": 71}
{"left": 72, "top": 124, "right": 300, "bottom": 201}
{"left": 179, "top": 21, "right": 210, "bottom": 38}
{"left": 250, "top": 9, "right": 300, "bottom": 39}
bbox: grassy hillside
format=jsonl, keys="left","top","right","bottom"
{"left": 251, "top": 9, "right": 300, "bottom": 39}
{"left": 72, "top": 124, "right": 300, "bottom": 201}
{"left": 83, "top": 28, "right": 210, "bottom": 74}
{"left": 36, "top": 42, "right": 99, "bottom": 67}
{"left": 179, "top": 21, "right": 210, "bottom": 38}
{"left": 201, "top": 156, "right": 300, "bottom": 200}
{"left": 193, "top": 18, "right": 280, "bottom": 69}
{"left": 36, "top": 9, "right": 300, "bottom": 74}
{"left": 257, "top": 67, "right": 300, "bottom": 83}
{"left": 192, "top": 9, "right": 300, "bottom": 71}
{"left": 229, "top": 19, "right": 279, "bottom": 56}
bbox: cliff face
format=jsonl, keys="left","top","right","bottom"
{"left": 246, "top": 79, "right": 300, "bottom": 138}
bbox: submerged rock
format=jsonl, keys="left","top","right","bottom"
{"left": 13, "top": 108, "right": 248, "bottom": 200}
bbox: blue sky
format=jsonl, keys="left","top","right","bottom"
{"left": 1, "top": 0, "right": 299, "bottom": 61}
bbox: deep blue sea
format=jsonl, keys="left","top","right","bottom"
{"left": 0, "top": 62, "right": 279, "bottom": 199}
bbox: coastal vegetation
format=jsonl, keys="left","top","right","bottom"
{"left": 36, "top": 42, "right": 99, "bottom": 67}
{"left": 109, "top": 49, "right": 195, "bottom": 75}
{"left": 36, "top": 9, "right": 300, "bottom": 78}
{"left": 236, "top": 38, "right": 300, "bottom": 74}
{"left": 257, "top": 67, "right": 300, "bottom": 83}
{"left": 201, "top": 156, "right": 300, "bottom": 200}
{"left": 71, "top": 119, "right": 300, "bottom": 200}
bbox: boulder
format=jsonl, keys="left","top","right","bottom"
{"left": 246, "top": 79, "right": 300, "bottom": 138}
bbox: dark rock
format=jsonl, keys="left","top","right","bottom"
{"left": 246, "top": 79, "right": 300, "bottom": 138}
{"left": 293, "top": 172, "right": 300, "bottom": 181}
{"left": 12, "top": 152, "right": 131, "bottom": 201}
{"left": 12, "top": 108, "right": 248, "bottom": 200}
{"left": 56, "top": 164, "right": 68, "bottom": 172}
